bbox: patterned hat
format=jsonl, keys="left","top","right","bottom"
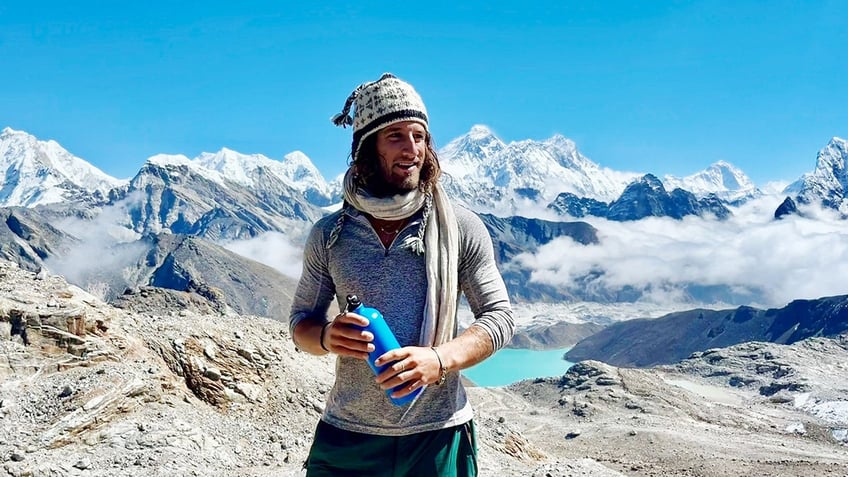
{"left": 331, "top": 73, "right": 429, "bottom": 163}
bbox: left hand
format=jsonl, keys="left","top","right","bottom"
{"left": 374, "top": 346, "right": 443, "bottom": 399}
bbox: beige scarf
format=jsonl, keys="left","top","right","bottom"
{"left": 329, "top": 170, "right": 459, "bottom": 346}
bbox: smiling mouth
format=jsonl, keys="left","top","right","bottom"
{"left": 395, "top": 162, "right": 419, "bottom": 171}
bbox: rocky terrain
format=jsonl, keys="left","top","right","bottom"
{"left": 2, "top": 260, "right": 847, "bottom": 476}
{"left": 566, "top": 297, "right": 848, "bottom": 367}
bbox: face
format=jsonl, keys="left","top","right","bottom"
{"left": 374, "top": 121, "right": 427, "bottom": 195}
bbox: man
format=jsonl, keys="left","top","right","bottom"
{"left": 289, "top": 73, "right": 514, "bottom": 476}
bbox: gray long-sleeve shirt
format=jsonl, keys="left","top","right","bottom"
{"left": 288, "top": 203, "right": 514, "bottom": 436}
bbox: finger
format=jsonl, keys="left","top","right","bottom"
{"left": 335, "top": 336, "right": 374, "bottom": 354}
{"left": 374, "top": 348, "right": 408, "bottom": 366}
{"left": 379, "top": 370, "right": 412, "bottom": 389}
{"left": 376, "top": 362, "right": 412, "bottom": 389}
{"left": 332, "top": 323, "right": 374, "bottom": 343}
{"left": 390, "top": 380, "right": 422, "bottom": 399}
{"left": 336, "top": 312, "right": 370, "bottom": 327}
{"left": 334, "top": 345, "right": 368, "bottom": 358}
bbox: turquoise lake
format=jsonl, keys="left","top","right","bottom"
{"left": 461, "top": 347, "right": 574, "bottom": 387}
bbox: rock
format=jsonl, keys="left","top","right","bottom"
{"left": 4, "top": 259, "right": 848, "bottom": 477}
{"left": 58, "top": 385, "right": 73, "bottom": 398}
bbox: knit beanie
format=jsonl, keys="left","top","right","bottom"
{"left": 331, "top": 73, "right": 429, "bottom": 163}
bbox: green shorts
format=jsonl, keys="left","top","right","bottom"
{"left": 304, "top": 420, "right": 478, "bottom": 477}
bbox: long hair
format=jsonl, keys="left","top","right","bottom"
{"left": 350, "top": 132, "right": 442, "bottom": 194}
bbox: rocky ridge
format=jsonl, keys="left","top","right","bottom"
{"left": 505, "top": 340, "right": 848, "bottom": 476}
{"left": 2, "top": 260, "right": 847, "bottom": 476}
{"left": 0, "top": 261, "right": 560, "bottom": 476}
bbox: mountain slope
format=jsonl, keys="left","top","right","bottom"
{"left": 0, "top": 127, "right": 125, "bottom": 207}
{"left": 605, "top": 174, "right": 731, "bottom": 221}
{"left": 46, "top": 231, "right": 300, "bottom": 319}
{"left": 783, "top": 137, "right": 848, "bottom": 212}
{"left": 439, "top": 125, "right": 639, "bottom": 213}
{"left": 193, "top": 148, "right": 334, "bottom": 206}
{"left": 565, "top": 294, "right": 848, "bottom": 367}
{"left": 110, "top": 159, "right": 325, "bottom": 240}
{"left": 140, "top": 233, "right": 299, "bottom": 319}
{"left": 0, "top": 206, "right": 73, "bottom": 271}
{"left": 663, "top": 160, "right": 759, "bottom": 202}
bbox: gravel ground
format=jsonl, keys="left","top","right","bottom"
{"left": 2, "top": 260, "right": 847, "bottom": 476}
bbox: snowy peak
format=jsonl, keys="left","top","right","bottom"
{"left": 784, "top": 137, "right": 848, "bottom": 209}
{"left": 195, "top": 148, "right": 272, "bottom": 186}
{"left": 663, "top": 160, "right": 757, "bottom": 202}
{"left": 441, "top": 125, "right": 507, "bottom": 164}
{"left": 814, "top": 137, "right": 848, "bottom": 176}
{"left": 0, "top": 127, "right": 125, "bottom": 207}
{"left": 281, "top": 151, "right": 323, "bottom": 183}
{"left": 439, "top": 127, "right": 636, "bottom": 213}
{"left": 605, "top": 173, "right": 732, "bottom": 221}
{"left": 467, "top": 124, "right": 497, "bottom": 139}
{"left": 139, "top": 146, "right": 333, "bottom": 204}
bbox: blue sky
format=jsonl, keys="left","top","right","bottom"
{"left": 1, "top": 1, "right": 845, "bottom": 185}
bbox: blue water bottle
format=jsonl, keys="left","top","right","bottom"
{"left": 346, "top": 294, "right": 423, "bottom": 406}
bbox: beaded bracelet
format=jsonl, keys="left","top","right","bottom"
{"left": 431, "top": 346, "right": 447, "bottom": 386}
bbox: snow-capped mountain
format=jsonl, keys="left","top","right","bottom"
{"left": 151, "top": 147, "right": 334, "bottom": 206}
{"left": 112, "top": 156, "right": 326, "bottom": 241}
{"left": 606, "top": 174, "right": 731, "bottom": 221}
{"left": 783, "top": 137, "right": 848, "bottom": 212}
{"left": 663, "top": 160, "right": 759, "bottom": 203}
{"left": 548, "top": 174, "right": 731, "bottom": 221}
{"left": 5, "top": 126, "right": 846, "bottom": 311}
{"left": 439, "top": 125, "right": 639, "bottom": 214}
{"left": 439, "top": 124, "right": 508, "bottom": 177}
{"left": 0, "top": 127, "right": 125, "bottom": 207}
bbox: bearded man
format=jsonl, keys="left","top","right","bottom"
{"left": 289, "top": 73, "right": 514, "bottom": 477}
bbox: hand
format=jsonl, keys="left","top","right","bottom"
{"left": 374, "top": 346, "right": 443, "bottom": 399}
{"left": 322, "top": 312, "right": 375, "bottom": 360}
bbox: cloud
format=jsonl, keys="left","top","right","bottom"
{"left": 222, "top": 232, "right": 304, "bottom": 279}
{"left": 44, "top": 194, "right": 146, "bottom": 299}
{"left": 514, "top": 196, "right": 848, "bottom": 308}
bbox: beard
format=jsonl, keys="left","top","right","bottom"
{"left": 365, "top": 166, "right": 421, "bottom": 198}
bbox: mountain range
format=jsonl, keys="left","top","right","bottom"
{"left": 1, "top": 125, "right": 847, "bottom": 313}
{"left": 3, "top": 127, "right": 848, "bottom": 477}
{"left": 5, "top": 126, "right": 846, "bottom": 220}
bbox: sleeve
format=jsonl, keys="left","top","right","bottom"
{"left": 288, "top": 220, "right": 337, "bottom": 339}
{"left": 457, "top": 209, "right": 515, "bottom": 351}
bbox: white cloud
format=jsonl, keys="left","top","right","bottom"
{"left": 221, "top": 232, "right": 303, "bottom": 279}
{"left": 44, "top": 195, "right": 146, "bottom": 298}
{"left": 514, "top": 196, "right": 848, "bottom": 308}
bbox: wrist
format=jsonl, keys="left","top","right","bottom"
{"left": 319, "top": 322, "right": 332, "bottom": 352}
{"left": 431, "top": 346, "right": 447, "bottom": 386}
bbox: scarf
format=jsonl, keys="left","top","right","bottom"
{"left": 328, "top": 169, "right": 459, "bottom": 346}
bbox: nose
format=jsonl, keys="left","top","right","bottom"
{"left": 400, "top": 133, "right": 420, "bottom": 157}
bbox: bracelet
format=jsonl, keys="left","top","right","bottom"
{"left": 431, "top": 346, "right": 447, "bottom": 386}
{"left": 319, "top": 322, "right": 332, "bottom": 352}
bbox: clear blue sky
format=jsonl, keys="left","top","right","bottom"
{"left": 1, "top": 1, "right": 845, "bottom": 185}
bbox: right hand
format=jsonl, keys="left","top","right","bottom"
{"left": 321, "top": 312, "right": 375, "bottom": 360}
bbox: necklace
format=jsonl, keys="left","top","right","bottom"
{"left": 375, "top": 219, "right": 407, "bottom": 236}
